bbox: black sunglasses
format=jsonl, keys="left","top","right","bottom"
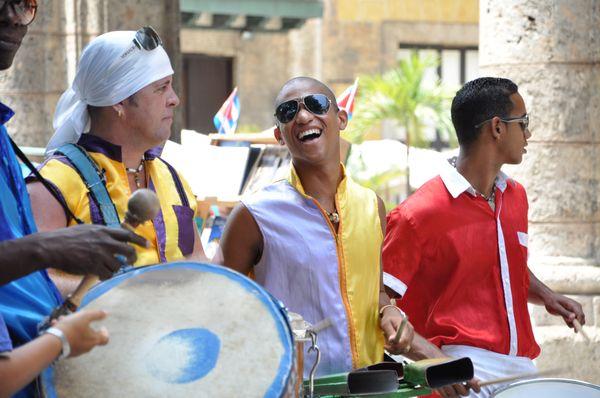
{"left": 0, "top": 0, "right": 37, "bottom": 26}
{"left": 274, "top": 94, "right": 332, "bottom": 124}
{"left": 133, "top": 26, "right": 162, "bottom": 51}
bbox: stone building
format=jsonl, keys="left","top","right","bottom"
{"left": 180, "top": 0, "right": 479, "bottom": 135}
{"left": 1, "top": 0, "right": 181, "bottom": 147}
{"left": 480, "top": 0, "right": 600, "bottom": 383}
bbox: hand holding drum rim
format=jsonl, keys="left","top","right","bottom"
{"left": 51, "top": 310, "right": 110, "bottom": 358}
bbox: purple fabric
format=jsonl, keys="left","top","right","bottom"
{"left": 78, "top": 134, "right": 161, "bottom": 162}
{"left": 88, "top": 192, "right": 103, "bottom": 225}
{"left": 242, "top": 180, "right": 353, "bottom": 377}
{"left": 0, "top": 314, "right": 12, "bottom": 352}
{"left": 148, "top": 179, "right": 167, "bottom": 262}
{"left": 145, "top": 145, "right": 162, "bottom": 160}
{"left": 172, "top": 204, "right": 195, "bottom": 255}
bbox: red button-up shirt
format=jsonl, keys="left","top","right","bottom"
{"left": 382, "top": 165, "right": 540, "bottom": 358}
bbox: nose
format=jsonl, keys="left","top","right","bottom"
{"left": 295, "top": 104, "right": 312, "bottom": 124}
{"left": 524, "top": 127, "right": 532, "bottom": 139}
{"left": 0, "top": 3, "right": 22, "bottom": 26}
{"left": 167, "top": 86, "right": 180, "bottom": 108}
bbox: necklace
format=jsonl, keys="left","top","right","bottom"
{"left": 125, "top": 160, "right": 144, "bottom": 188}
{"left": 449, "top": 156, "right": 496, "bottom": 205}
{"left": 325, "top": 209, "right": 340, "bottom": 224}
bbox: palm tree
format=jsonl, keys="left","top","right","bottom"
{"left": 344, "top": 53, "right": 455, "bottom": 196}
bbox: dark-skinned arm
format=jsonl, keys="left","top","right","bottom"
{"left": 375, "top": 196, "right": 415, "bottom": 354}
{"left": 218, "top": 203, "right": 263, "bottom": 274}
{"left": 0, "top": 225, "right": 147, "bottom": 286}
{"left": 528, "top": 268, "right": 585, "bottom": 328}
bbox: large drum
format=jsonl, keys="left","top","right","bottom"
{"left": 47, "top": 262, "right": 296, "bottom": 398}
{"left": 492, "top": 378, "right": 600, "bottom": 398}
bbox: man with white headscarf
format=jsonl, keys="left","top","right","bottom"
{"left": 27, "top": 27, "right": 207, "bottom": 296}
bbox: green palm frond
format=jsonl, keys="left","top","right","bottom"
{"left": 343, "top": 52, "right": 455, "bottom": 147}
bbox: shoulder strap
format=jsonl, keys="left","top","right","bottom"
{"left": 55, "top": 144, "right": 121, "bottom": 228}
{"left": 9, "top": 137, "right": 84, "bottom": 225}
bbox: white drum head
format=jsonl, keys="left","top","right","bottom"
{"left": 51, "top": 262, "right": 294, "bottom": 398}
{"left": 493, "top": 378, "right": 600, "bottom": 398}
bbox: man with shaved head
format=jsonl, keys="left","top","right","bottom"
{"left": 220, "top": 77, "right": 414, "bottom": 377}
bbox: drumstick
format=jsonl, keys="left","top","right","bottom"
{"left": 66, "top": 189, "right": 160, "bottom": 309}
{"left": 391, "top": 315, "right": 408, "bottom": 345}
{"left": 478, "top": 367, "right": 565, "bottom": 387}
{"left": 573, "top": 319, "right": 591, "bottom": 342}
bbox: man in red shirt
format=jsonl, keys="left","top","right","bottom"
{"left": 383, "top": 77, "right": 585, "bottom": 398}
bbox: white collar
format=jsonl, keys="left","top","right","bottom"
{"left": 439, "top": 159, "right": 510, "bottom": 199}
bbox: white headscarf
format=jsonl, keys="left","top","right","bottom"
{"left": 46, "top": 30, "right": 174, "bottom": 155}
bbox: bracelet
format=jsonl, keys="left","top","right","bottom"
{"left": 44, "top": 327, "right": 70, "bottom": 360}
{"left": 379, "top": 304, "right": 405, "bottom": 318}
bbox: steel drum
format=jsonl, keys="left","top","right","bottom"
{"left": 47, "top": 262, "right": 296, "bottom": 397}
{"left": 492, "top": 378, "right": 600, "bottom": 398}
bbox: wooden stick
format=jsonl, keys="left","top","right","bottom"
{"left": 392, "top": 315, "right": 408, "bottom": 344}
{"left": 573, "top": 319, "right": 591, "bottom": 342}
{"left": 478, "top": 367, "right": 564, "bottom": 387}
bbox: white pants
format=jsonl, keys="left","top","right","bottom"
{"left": 441, "top": 345, "right": 537, "bottom": 398}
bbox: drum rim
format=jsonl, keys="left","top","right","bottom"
{"left": 79, "top": 261, "right": 296, "bottom": 397}
{"left": 493, "top": 377, "right": 600, "bottom": 395}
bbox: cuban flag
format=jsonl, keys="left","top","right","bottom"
{"left": 336, "top": 78, "right": 359, "bottom": 121}
{"left": 213, "top": 87, "right": 240, "bottom": 134}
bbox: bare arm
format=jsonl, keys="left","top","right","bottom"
{"left": 0, "top": 310, "right": 109, "bottom": 398}
{"left": 218, "top": 204, "right": 263, "bottom": 275}
{"left": 27, "top": 181, "right": 68, "bottom": 232}
{"left": 528, "top": 267, "right": 585, "bottom": 328}
{"left": 375, "top": 196, "right": 414, "bottom": 354}
{"left": 0, "top": 333, "right": 61, "bottom": 398}
{"left": 23, "top": 182, "right": 146, "bottom": 295}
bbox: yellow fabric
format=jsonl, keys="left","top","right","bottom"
{"left": 39, "top": 150, "right": 197, "bottom": 266}
{"left": 288, "top": 164, "right": 384, "bottom": 369}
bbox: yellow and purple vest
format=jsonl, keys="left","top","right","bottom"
{"left": 34, "top": 134, "right": 197, "bottom": 266}
{"left": 242, "top": 165, "right": 384, "bottom": 377}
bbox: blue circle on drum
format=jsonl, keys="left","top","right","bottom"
{"left": 145, "top": 328, "right": 220, "bottom": 384}
{"left": 80, "top": 262, "right": 295, "bottom": 398}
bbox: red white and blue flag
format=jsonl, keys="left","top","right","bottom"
{"left": 213, "top": 87, "right": 240, "bottom": 135}
{"left": 337, "top": 78, "right": 359, "bottom": 121}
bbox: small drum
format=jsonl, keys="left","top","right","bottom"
{"left": 492, "top": 378, "right": 600, "bottom": 398}
{"left": 47, "top": 262, "right": 296, "bottom": 397}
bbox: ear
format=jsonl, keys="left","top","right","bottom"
{"left": 112, "top": 103, "right": 125, "bottom": 119}
{"left": 337, "top": 108, "right": 349, "bottom": 131}
{"left": 273, "top": 125, "right": 285, "bottom": 145}
{"left": 490, "top": 116, "right": 503, "bottom": 140}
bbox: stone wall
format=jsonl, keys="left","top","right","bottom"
{"left": 480, "top": 0, "right": 600, "bottom": 383}
{"left": 0, "top": 0, "right": 181, "bottom": 147}
{"left": 180, "top": 0, "right": 478, "bottom": 132}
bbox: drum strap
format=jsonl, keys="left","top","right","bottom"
{"left": 54, "top": 143, "right": 121, "bottom": 228}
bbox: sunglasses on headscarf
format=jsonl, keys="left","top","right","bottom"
{"left": 133, "top": 26, "right": 162, "bottom": 51}
{"left": 0, "top": 0, "right": 37, "bottom": 26}
{"left": 100, "top": 26, "right": 163, "bottom": 81}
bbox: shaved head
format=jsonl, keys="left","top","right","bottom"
{"left": 275, "top": 76, "right": 339, "bottom": 109}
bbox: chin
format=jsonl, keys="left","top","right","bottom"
{"left": 0, "top": 52, "right": 16, "bottom": 71}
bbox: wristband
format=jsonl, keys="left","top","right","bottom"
{"left": 379, "top": 304, "right": 405, "bottom": 318}
{"left": 45, "top": 327, "right": 71, "bottom": 360}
